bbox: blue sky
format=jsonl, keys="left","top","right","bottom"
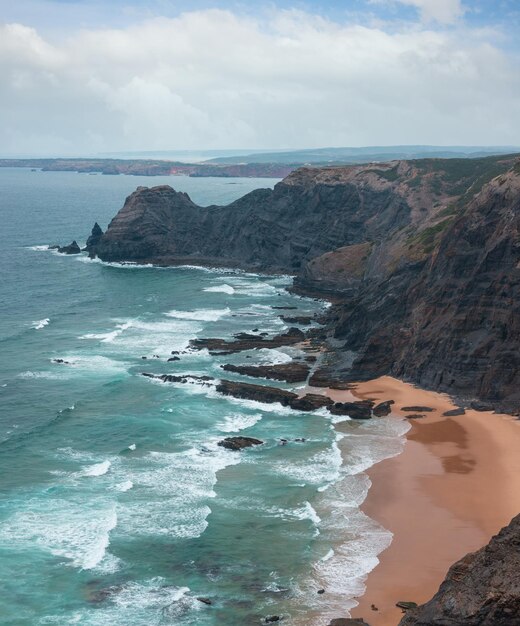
{"left": 1, "top": 0, "right": 519, "bottom": 154}
{"left": 1, "top": 0, "right": 519, "bottom": 43}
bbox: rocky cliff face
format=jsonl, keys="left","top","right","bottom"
{"left": 87, "top": 154, "right": 520, "bottom": 411}
{"left": 324, "top": 165, "right": 520, "bottom": 412}
{"left": 398, "top": 514, "right": 520, "bottom": 626}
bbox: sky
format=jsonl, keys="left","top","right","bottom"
{"left": 1, "top": 0, "right": 519, "bottom": 156}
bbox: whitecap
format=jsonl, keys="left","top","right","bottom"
{"left": 128, "top": 443, "right": 137, "bottom": 451}
{"left": 27, "top": 244, "right": 50, "bottom": 251}
{"left": 0, "top": 501, "right": 118, "bottom": 571}
{"left": 32, "top": 318, "right": 50, "bottom": 330}
{"left": 113, "top": 480, "right": 133, "bottom": 492}
{"left": 164, "top": 307, "right": 230, "bottom": 321}
{"left": 217, "top": 412, "right": 262, "bottom": 433}
{"left": 115, "top": 443, "right": 240, "bottom": 539}
{"left": 82, "top": 460, "right": 111, "bottom": 477}
{"left": 204, "top": 284, "right": 235, "bottom": 294}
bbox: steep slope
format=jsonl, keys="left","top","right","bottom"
{"left": 319, "top": 165, "right": 520, "bottom": 412}
{"left": 398, "top": 514, "right": 520, "bottom": 626}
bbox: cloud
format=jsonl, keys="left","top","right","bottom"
{"left": 394, "top": 0, "right": 466, "bottom": 24}
{"left": 0, "top": 8, "right": 519, "bottom": 155}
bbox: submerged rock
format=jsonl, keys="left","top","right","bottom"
{"left": 218, "top": 436, "right": 263, "bottom": 451}
{"left": 398, "top": 513, "right": 520, "bottom": 626}
{"left": 142, "top": 373, "right": 213, "bottom": 385}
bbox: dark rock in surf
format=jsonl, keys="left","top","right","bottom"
{"left": 373, "top": 400, "right": 394, "bottom": 416}
{"left": 280, "top": 315, "right": 314, "bottom": 325}
{"left": 85, "top": 222, "right": 103, "bottom": 254}
{"left": 142, "top": 373, "right": 214, "bottom": 386}
{"left": 218, "top": 436, "right": 263, "bottom": 451}
{"left": 289, "top": 394, "right": 334, "bottom": 411}
{"left": 221, "top": 362, "right": 310, "bottom": 383}
{"left": 329, "top": 401, "right": 374, "bottom": 419}
{"left": 190, "top": 328, "right": 305, "bottom": 355}
{"left": 216, "top": 380, "right": 298, "bottom": 406}
{"left": 58, "top": 240, "right": 81, "bottom": 254}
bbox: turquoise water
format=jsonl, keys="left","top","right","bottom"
{"left": 0, "top": 168, "right": 408, "bottom": 625}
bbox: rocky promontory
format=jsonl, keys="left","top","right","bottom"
{"left": 82, "top": 153, "right": 520, "bottom": 412}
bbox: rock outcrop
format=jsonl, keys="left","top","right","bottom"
{"left": 58, "top": 240, "right": 81, "bottom": 254}
{"left": 85, "top": 222, "right": 103, "bottom": 251}
{"left": 190, "top": 328, "right": 305, "bottom": 354}
{"left": 218, "top": 436, "right": 263, "bottom": 451}
{"left": 398, "top": 514, "right": 520, "bottom": 626}
{"left": 221, "top": 362, "right": 310, "bottom": 383}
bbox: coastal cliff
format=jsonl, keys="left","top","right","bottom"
{"left": 398, "top": 513, "right": 520, "bottom": 626}
{"left": 87, "top": 154, "right": 520, "bottom": 412}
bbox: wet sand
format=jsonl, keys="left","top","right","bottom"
{"left": 325, "top": 376, "right": 520, "bottom": 626}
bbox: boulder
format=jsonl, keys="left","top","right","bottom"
{"left": 289, "top": 394, "right": 334, "bottom": 411}
{"left": 329, "top": 401, "right": 374, "bottom": 419}
{"left": 218, "top": 436, "right": 263, "bottom": 451}
{"left": 373, "top": 400, "right": 395, "bottom": 416}
{"left": 470, "top": 400, "right": 494, "bottom": 412}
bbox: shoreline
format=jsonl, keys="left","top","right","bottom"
{"left": 323, "top": 376, "right": 520, "bottom": 626}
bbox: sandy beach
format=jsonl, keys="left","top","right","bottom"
{"left": 321, "top": 376, "right": 520, "bottom": 626}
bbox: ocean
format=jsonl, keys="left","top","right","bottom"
{"left": 0, "top": 168, "right": 409, "bottom": 625}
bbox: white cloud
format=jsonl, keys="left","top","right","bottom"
{"left": 0, "top": 8, "right": 519, "bottom": 155}
{"left": 395, "top": 0, "right": 466, "bottom": 24}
